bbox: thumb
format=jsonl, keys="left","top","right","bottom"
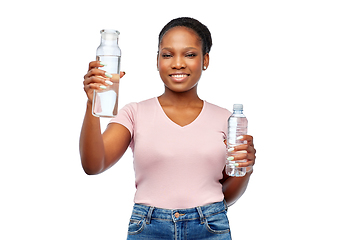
{"left": 120, "top": 71, "right": 126, "bottom": 78}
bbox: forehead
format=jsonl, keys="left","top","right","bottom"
{"left": 160, "top": 27, "right": 201, "bottom": 49}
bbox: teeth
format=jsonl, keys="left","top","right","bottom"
{"left": 172, "top": 74, "right": 187, "bottom": 78}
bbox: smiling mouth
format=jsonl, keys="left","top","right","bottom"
{"left": 169, "top": 74, "right": 190, "bottom": 82}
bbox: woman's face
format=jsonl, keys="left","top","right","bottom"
{"left": 157, "top": 27, "right": 209, "bottom": 94}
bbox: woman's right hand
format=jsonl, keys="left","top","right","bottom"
{"left": 83, "top": 61, "right": 125, "bottom": 103}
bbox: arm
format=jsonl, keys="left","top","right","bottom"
{"left": 79, "top": 61, "right": 129, "bottom": 175}
{"left": 79, "top": 103, "right": 131, "bottom": 175}
{"left": 220, "top": 135, "right": 256, "bottom": 206}
{"left": 221, "top": 168, "right": 253, "bottom": 206}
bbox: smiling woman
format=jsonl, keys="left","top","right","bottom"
{"left": 80, "top": 17, "right": 256, "bottom": 240}
{"left": 157, "top": 27, "right": 209, "bottom": 94}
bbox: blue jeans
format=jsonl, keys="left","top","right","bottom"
{"left": 127, "top": 200, "right": 232, "bottom": 240}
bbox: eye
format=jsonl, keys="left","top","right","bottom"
{"left": 186, "top": 53, "right": 197, "bottom": 58}
{"left": 162, "top": 53, "right": 172, "bottom": 58}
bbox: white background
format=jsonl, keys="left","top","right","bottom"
{"left": 1, "top": 0, "right": 359, "bottom": 239}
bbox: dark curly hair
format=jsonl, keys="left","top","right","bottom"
{"left": 158, "top": 17, "right": 212, "bottom": 55}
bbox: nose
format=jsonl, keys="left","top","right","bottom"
{"left": 172, "top": 55, "right": 186, "bottom": 69}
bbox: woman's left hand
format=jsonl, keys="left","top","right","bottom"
{"left": 227, "top": 135, "right": 256, "bottom": 172}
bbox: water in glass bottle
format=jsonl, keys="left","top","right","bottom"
{"left": 226, "top": 104, "right": 248, "bottom": 177}
{"left": 92, "top": 29, "right": 121, "bottom": 118}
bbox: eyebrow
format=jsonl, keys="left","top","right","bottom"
{"left": 161, "top": 47, "right": 198, "bottom": 51}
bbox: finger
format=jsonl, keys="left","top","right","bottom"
{"left": 232, "top": 144, "right": 256, "bottom": 155}
{"left": 83, "top": 75, "right": 110, "bottom": 87}
{"left": 88, "top": 61, "right": 105, "bottom": 71}
{"left": 85, "top": 82, "right": 108, "bottom": 91}
{"left": 231, "top": 144, "right": 248, "bottom": 152}
{"left": 241, "top": 152, "right": 256, "bottom": 167}
{"left": 229, "top": 156, "right": 255, "bottom": 168}
{"left": 84, "top": 68, "right": 107, "bottom": 79}
{"left": 84, "top": 84, "right": 96, "bottom": 94}
{"left": 88, "top": 71, "right": 125, "bottom": 84}
{"left": 227, "top": 148, "right": 256, "bottom": 162}
{"left": 235, "top": 161, "right": 253, "bottom": 168}
{"left": 239, "top": 135, "right": 253, "bottom": 145}
{"left": 84, "top": 79, "right": 113, "bottom": 95}
{"left": 228, "top": 159, "right": 253, "bottom": 168}
{"left": 120, "top": 71, "right": 126, "bottom": 78}
{"left": 227, "top": 150, "right": 247, "bottom": 161}
{"left": 235, "top": 135, "right": 253, "bottom": 144}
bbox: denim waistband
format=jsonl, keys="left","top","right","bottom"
{"left": 131, "top": 200, "right": 228, "bottom": 224}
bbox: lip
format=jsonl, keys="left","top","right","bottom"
{"left": 169, "top": 73, "right": 190, "bottom": 82}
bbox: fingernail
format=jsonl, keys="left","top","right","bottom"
{"left": 100, "top": 61, "right": 107, "bottom": 66}
{"left": 99, "top": 85, "right": 107, "bottom": 89}
{"left": 228, "top": 161, "right": 239, "bottom": 167}
{"left": 227, "top": 156, "right": 235, "bottom": 161}
{"left": 105, "top": 72, "right": 113, "bottom": 78}
{"left": 237, "top": 136, "right": 244, "bottom": 140}
{"left": 227, "top": 147, "right": 235, "bottom": 152}
{"left": 105, "top": 80, "right": 113, "bottom": 85}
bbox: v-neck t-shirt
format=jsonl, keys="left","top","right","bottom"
{"left": 110, "top": 97, "right": 231, "bottom": 209}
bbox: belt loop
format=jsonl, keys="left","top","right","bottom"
{"left": 223, "top": 199, "right": 228, "bottom": 211}
{"left": 146, "top": 206, "right": 155, "bottom": 224}
{"left": 196, "top": 206, "right": 205, "bottom": 224}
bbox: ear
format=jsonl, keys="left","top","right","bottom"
{"left": 203, "top": 53, "right": 209, "bottom": 70}
{"left": 156, "top": 52, "right": 159, "bottom": 70}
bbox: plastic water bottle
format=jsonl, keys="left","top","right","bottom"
{"left": 226, "top": 104, "right": 248, "bottom": 177}
{"left": 92, "top": 29, "right": 121, "bottom": 118}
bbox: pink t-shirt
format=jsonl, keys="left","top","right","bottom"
{"left": 110, "top": 97, "right": 231, "bottom": 209}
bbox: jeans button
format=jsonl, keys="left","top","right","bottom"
{"left": 174, "top": 212, "right": 180, "bottom": 218}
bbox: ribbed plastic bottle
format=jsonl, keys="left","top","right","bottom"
{"left": 92, "top": 29, "right": 121, "bottom": 118}
{"left": 226, "top": 104, "right": 248, "bottom": 177}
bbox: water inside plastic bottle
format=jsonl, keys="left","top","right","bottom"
{"left": 226, "top": 112, "right": 248, "bottom": 177}
{"left": 92, "top": 55, "right": 121, "bottom": 117}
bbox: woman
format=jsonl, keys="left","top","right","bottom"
{"left": 80, "top": 17, "right": 256, "bottom": 239}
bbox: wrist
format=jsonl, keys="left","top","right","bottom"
{"left": 86, "top": 100, "right": 95, "bottom": 116}
{"left": 86, "top": 99, "right": 93, "bottom": 108}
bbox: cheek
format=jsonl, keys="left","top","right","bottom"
{"left": 158, "top": 60, "right": 168, "bottom": 73}
{"left": 189, "top": 56, "right": 204, "bottom": 69}
{"left": 158, "top": 61, "right": 170, "bottom": 83}
{"left": 188, "top": 60, "right": 203, "bottom": 74}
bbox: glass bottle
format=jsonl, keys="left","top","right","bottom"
{"left": 92, "top": 29, "right": 121, "bottom": 118}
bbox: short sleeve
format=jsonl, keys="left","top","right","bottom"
{"left": 109, "top": 102, "right": 137, "bottom": 138}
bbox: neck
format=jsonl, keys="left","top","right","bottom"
{"left": 159, "top": 85, "right": 202, "bottom": 107}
